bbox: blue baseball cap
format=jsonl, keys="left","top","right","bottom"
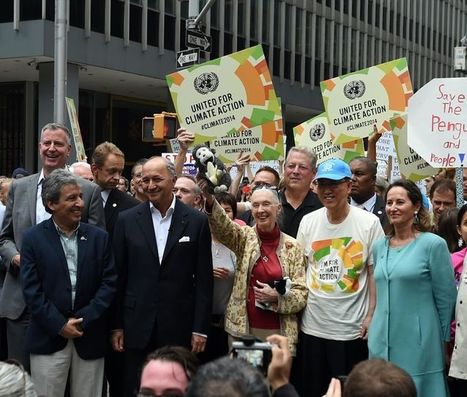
{"left": 314, "top": 158, "right": 352, "bottom": 181}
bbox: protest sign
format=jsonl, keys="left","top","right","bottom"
{"left": 166, "top": 45, "right": 283, "bottom": 163}
{"left": 408, "top": 78, "right": 467, "bottom": 168}
{"left": 162, "top": 152, "right": 197, "bottom": 176}
{"left": 208, "top": 119, "right": 284, "bottom": 164}
{"left": 65, "top": 97, "right": 87, "bottom": 161}
{"left": 321, "top": 58, "right": 413, "bottom": 145}
{"left": 390, "top": 114, "right": 436, "bottom": 181}
{"left": 293, "top": 113, "right": 364, "bottom": 164}
{"left": 375, "top": 131, "right": 401, "bottom": 182}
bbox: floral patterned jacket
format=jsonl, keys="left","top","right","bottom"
{"left": 208, "top": 200, "right": 308, "bottom": 354}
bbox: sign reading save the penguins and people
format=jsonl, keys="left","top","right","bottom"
{"left": 166, "top": 45, "right": 284, "bottom": 163}
{"left": 408, "top": 78, "right": 467, "bottom": 168}
{"left": 320, "top": 58, "right": 413, "bottom": 145}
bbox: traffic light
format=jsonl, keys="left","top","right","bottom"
{"left": 141, "top": 112, "right": 178, "bottom": 142}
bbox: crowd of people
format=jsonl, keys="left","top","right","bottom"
{"left": 0, "top": 122, "right": 466, "bottom": 397}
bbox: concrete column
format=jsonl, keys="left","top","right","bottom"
{"left": 38, "top": 62, "right": 80, "bottom": 166}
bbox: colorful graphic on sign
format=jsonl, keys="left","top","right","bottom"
{"left": 166, "top": 45, "right": 283, "bottom": 163}
{"left": 407, "top": 78, "right": 467, "bottom": 168}
{"left": 390, "top": 114, "right": 436, "bottom": 181}
{"left": 293, "top": 113, "right": 364, "bottom": 164}
{"left": 321, "top": 58, "right": 413, "bottom": 145}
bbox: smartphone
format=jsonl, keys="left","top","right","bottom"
{"left": 231, "top": 341, "right": 272, "bottom": 376}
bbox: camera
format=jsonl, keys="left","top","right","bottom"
{"left": 231, "top": 339, "right": 273, "bottom": 376}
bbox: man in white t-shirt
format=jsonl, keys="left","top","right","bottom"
{"left": 295, "top": 158, "right": 384, "bottom": 397}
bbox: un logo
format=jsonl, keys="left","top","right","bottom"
{"left": 309, "top": 123, "right": 326, "bottom": 142}
{"left": 343, "top": 80, "right": 366, "bottom": 99}
{"left": 194, "top": 72, "right": 219, "bottom": 95}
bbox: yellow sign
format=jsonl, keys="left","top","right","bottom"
{"left": 166, "top": 45, "right": 283, "bottom": 163}
{"left": 65, "top": 97, "right": 87, "bottom": 161}
{"left": 321, "top": 58, "right": 413, "bottom": 145}
{"left": 293, "top": 113, "right": 364, "bottom": 164}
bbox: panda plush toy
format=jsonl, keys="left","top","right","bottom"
{"left": 192, "top": 144, "right": 231, "bottom": 194}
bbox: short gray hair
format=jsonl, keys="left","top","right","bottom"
{"left": 286, "top": 146, "right": 317, "bottom": 171}
{"left": 147, "top": 156, "right": 176, "bottom": 177}
{"left": 40, "top": 122, "right": 72, "bottom": 145}
{"left": 42, "top": 169, "right": 80, "bottom": 214}
{"left": 0, "top": 361, "right": 38, "bottom": 397}
{"left": 69, "top": 161, "right": 91, "bottom": 173}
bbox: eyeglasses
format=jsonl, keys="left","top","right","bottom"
{"left": 315, "top": 179, "right": 349, "bottom": 187}
{"left": 251, "top": 183, "right": 280, "bottom": 197}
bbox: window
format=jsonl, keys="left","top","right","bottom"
{"left": 210, "top": 1, "right": 219, "bottom": 28}
{"left": 274, "top": 1, "right": 280, "bottom": 46}
{"left": 262, "top": 0, "right": 269, "bottom": 41}
{"left": 250, "top": 0, "right": 257, "bottom": 40}
{"left": 238, "top": 0, "right": 246, "bottom": 36}
{"left": 285, "top": 4, "right": 293, "bottom": 50}
{"left": 225, "top": 0, "right": 233, "bottom": 32}
{"left": 305, "top": 11, "right": 313, "bottom": 56}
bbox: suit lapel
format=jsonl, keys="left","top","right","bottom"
{"left": 76, "top": 226, "right": 88, "bottom": 293}
{"left": 161, "top": 201, "right": 189, "bottom": 265}
{"left": 28, "top": 174, "right": 41, "bottom": 225}
{"left": 136, "top": 203, "right": 160, "bottom": 265}
{"left": 104, "top": 189, "right": 118, "bottom": 226}
{"left": 43, "top": 219, "right": 71, "bottom": 282}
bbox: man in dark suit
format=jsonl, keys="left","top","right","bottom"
{"left": 91, "top": 142, "right": 139, "bottom": 240}
{"left": 0, "top": 122, "right": 104, "bottom": 369}
{"left": 112, "top": 156, "right": 213, "bottom": 396}
{"left": 20, "top": 169, "right": 116, "bottom": 397}
{"left": 91, "top": 142, "right": 139, "bottom": 397}
{"left": 350, "top": 157, "right": 388, "bottom": 228}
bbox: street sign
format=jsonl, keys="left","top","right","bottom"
{"left": 407, "top": 78, "right": 467, "bottom": 168}
{"left": 186, "top": 29, "right": 211, "bottom": 52}
{"left": 176, "top": 48, "right": 200, "bottom": 69}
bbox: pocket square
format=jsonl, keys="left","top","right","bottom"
{"left": 178, "top": 236, "right": 190, "bottom": 242}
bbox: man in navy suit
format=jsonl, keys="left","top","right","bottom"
{"left": 91, "top": 141, "right": 139, "bottom": 397}
{"left": 20, "top": 169, "right": 116, "bottom": 397}
{"left": 112, "top": 156, "right": 213, "bottom": 396}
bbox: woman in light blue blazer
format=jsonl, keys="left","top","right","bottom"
{"left": 368, "top": 179, "right": 456, "bottom": 397}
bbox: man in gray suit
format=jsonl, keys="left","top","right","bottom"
{"left": 0, "top": 122, "right": 105, "bottom": 369}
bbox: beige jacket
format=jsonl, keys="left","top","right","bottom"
{"left": 208, "top": 201, "right": 308, "bottom": 354}
{"left": 450, "top": 253, "right": 467, "bottom": 380}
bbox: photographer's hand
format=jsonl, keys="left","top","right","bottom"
{"left": 266, "top": 334, "right": 291, "bottom": 392}
{"left": 323, "top": 378, "right": 342, "bottom": 397}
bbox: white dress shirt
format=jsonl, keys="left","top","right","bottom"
{"left": 36, "top": 170, "right": 52, "bottom": 224}
{"left": 101, "top": 189, "right": 111, "bottom": 207}
{"left": 150, "top": 195, "right": 176, "bottom": 262}
{"left": 350, "top": 194, "right": 377, "bottom": 213}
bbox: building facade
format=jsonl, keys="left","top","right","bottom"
{"left": 0, "top": 0, "right": 465, "bottom": 175}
